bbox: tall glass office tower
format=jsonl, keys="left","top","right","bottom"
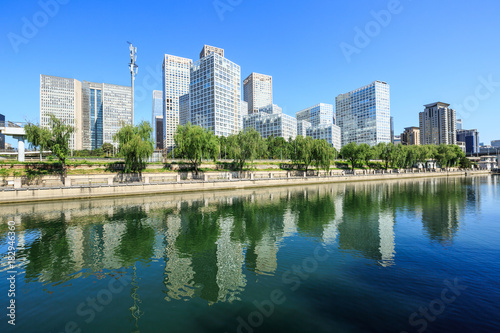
{"left": 335, "top": 81, "right": 391, "bottom": 147}
{"left": 82, "top": 81, "right": 103, "bottom": 150}
{"left": 243, "top": 73, "right": 272, "bottom": 114}
{"left": 152, "top": 90, "right": 163, "bottom": 149}
{"left": 82, "top": 82, "right": 132, "bottom": 150}
{"left": 190, "top": 45, "right": 241, "bottom": 137}
{"left": 40, "top": 75, "right": 82, "bottom": 150}
{"left": 162, "top": 54, "right": 192, "bottom": 152}
{"left": 41, "top": 74, "right": 132, "bottom": 151}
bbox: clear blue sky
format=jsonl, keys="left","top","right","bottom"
{"left": 1, "top": 0, "right": 499, "bottom": 146}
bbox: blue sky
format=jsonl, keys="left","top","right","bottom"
{"left": 1, "top": 0, "right": 499, "bottom": 146}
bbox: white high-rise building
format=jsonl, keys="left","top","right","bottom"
{"left": 40, "top": 75, "right": 82, "bottom": 150}
{"left": 419, "top": 102, "right": 457, "bottom": 145}
{"left": 190, "top": 45, "right": 241, "bottom": 137}
{"left": 152, "top": 90, "right": 163, "bottom": 150}
{"left": 297, "top": 120, "right": 311, "bottom": 137}
{"left": 162, "top": 54, "right": 192, "bottom": 152}
{"left": 307, "top": 124, "right": 341, "bottom": 152}
{"left": 336, "top": 81, "right": 391, "bottom": 147}
{"left": 243, "top": 112, "right": 297, "bottom": 140}
{"left": 295, "top": 103, "right": 340, "bottom": 149}
{"left": 41, "top": 74, "right": 132, "bottom": 150}
{"left": 243, "top": 73, "right": 273, "bottom": 114}
{"left": 296, "top": 103, "right": 334, "bottom": 127}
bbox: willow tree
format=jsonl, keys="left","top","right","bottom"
{"left": 340, "top": 142, "right": 361, "bottom": 171}
{"left": 25, "top": 114, "right": 74, "bottom": 180}
{"left": 312, "top": 139, "right": 335, "bottom": 171}
{"left": 173, "top": 123, "right": 219, "bottom": 174}
{"left": 294, "top": 135, "right": 315, "bottom": 171}
{"left": 228, "top": 128, "right": 267, "bottom": 170}
{"left": 114, "top": 121, "right": 154, "bottom": 174}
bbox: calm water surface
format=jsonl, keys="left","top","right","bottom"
{"left": 1, "top": 176, "right": 499, "bottom": 333}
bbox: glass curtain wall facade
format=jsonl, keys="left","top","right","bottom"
{"left": 297, "top": 120, "right": 312, "bottom": 137}
{"left": 243, "top": 112, "right": 297, "bottom": 140}
{"left": 82, "top": 81, "right": 104, "bottom": 150}
{"left": 163, "top": 55, "right": 192, "bottom": 152}
{"left": 335, "top": 81, "right": 391, "bottom": 147}
{"left": 306, "top": 124, "right": 341, "bottom": 152}
{"left": 152, "top": 90, "right": 163, "bottom": 149}
{"left": 243, "top": 73, "right": 273, "bottom": 114}
{"left": 190, "top": 46, "right": 241, "bottom": 137}
{"left": 456, "top": 129, "right": 479, "bottom": 154}
{"left": 179, "top": 94, "right": 190, "bottom": 126}
{"left": 296, "top": 103, "right": 334, "bottom": 127}
{"left": 40, "top": 75, "right": 82, "bottom": 150}
{"left": 102, "top": 83, "right": 132, "bottom": 147}
{"left": 41, "top": 75, "right": 131, "bottom": 150}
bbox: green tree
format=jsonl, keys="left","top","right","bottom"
{"left": 358, "top": 143, "right": 373, "bottom": 169}
{"left": 25, "top": 123, "right": 51, "bottom": 161}
{"left": 228, "top": 128, "right": 267, "bottom": 170}
{"left": 312, "top": 139, "right": 335, "bottom": 171}
{"left": 434, "top": 144, "right": 455, "bottom": 168}
{"left": 375, "top": 142, "right": 394, "bottom": 170}
{"left": 341, "top": 142, "right": 361, "bottom": 171}
{"left": 101, "top": 142, "right": 114, "bottom": 156}
{"left": 173, "top": 123, "right": 218, "bottom": 174}
{"left": 114, "top": 121, "right": 154, "bottom": 175}
{"left": 294, "top": 135, "right": 315, "bottom": 171}
{"left": 25, "top": 114, "right": 74, "bottom": 180}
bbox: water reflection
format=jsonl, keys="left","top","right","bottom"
{"left": 0, "top": 176, "right": 482, "bottom": 305}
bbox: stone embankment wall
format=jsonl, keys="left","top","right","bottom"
{"left": 0, "top": 169, "right": 490, "bottom": 204}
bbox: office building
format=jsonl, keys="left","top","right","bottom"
{"left": 419, "top": 102, "right": 456, "bottom": 145}
{"left": 41, "top": 74, "right": 132, "bottom": 151}
{"left": 259, "top": 104, "right": 282, "bottom": 114}
{"left": 296, "top": 103, "right": 334, "bottom": 127}
{"left": 297, "top": 120, "right": 311, "bottom": 137}
{"left": 401, "top": 126, "right": 420, "bottom": 145}
{"left": 178, "top": 94, "right": 190, "bottom": 126}
{"left": 243, "top": 111, "right": 297, "bottom": 141}
{"left": 152, "top": 90, "right": 163, "bottom": 150}
{"left": 190, "top": 45, "right": 241, "bottom": 137}
{"left": 40, "top": 75, "right": 83, "bottom": 150}
{"left": 335, "top": 81, "right": 391, "bottom": 147}
{"left": 82, "top": 81, "right": 132, "bottom": 150}
{"left": 0, "top": 114, "right": 5, "bottom": 149}
{"left": 306, "top": 123, "right": 341, "bottom": 152}
{"left": 162, "top": 54, "right": 192, "bottom": 152}
{"left": 393, "top": 135, "right": 401, "bottom": 145}
{"left": 456, "top": 119, "right": 463, "bottom": 130}
{"left": 456, "top": 129, "right": 479, "bottom": 154}
{"left": 243, "top": 73, "right": 273, "bottom": 114}
{"left": 390, "top": 117, "right": 394, "bottom": 144}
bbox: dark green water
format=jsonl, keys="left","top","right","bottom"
{"left": 1, "top": 176, "right": 499, "bottom": 333}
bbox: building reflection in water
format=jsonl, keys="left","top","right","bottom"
{"left": 0, "top": 175, "right": 486, "bottom": 305}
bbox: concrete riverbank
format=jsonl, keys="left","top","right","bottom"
{"left": 0, "top": 170, "right": 491, "bottom": 204}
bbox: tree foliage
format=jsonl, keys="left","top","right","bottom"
{"left": 114, "top": 121, "right": 154, "bottom": 174}
{"left": 228, "top": 128, "right": 267, "bottom": 170}
{"left": 25, "top": 114, "right": 74, "bottom": 178}
{"left": 341, "top": 142, "right": 362, "bottom": 171}
{"left": 173, "top": 122, "right": 219, "bottom": 174}
{"left": 312, "top": 139, "right": 336, "bottom": 171}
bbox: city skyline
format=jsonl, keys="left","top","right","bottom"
{"left": 1, "top": 0, "right": 499, "bottom": 147}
